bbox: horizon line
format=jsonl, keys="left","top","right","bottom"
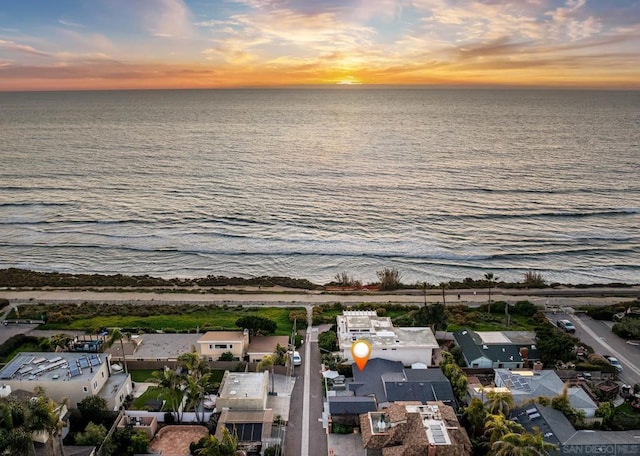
{"left": 2, "top": 83, "right": 640, "bottom": 94}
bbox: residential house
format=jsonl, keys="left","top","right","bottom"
{"left": 453, "top": 329, "right": 540, "bottom": 369}
{"left": 512, "top": 403, "right": 640, "bottom": 455}
{"left": 247, "top": 336, "right": 290, "bottom": 363}
{"left": 217, "top": 371, "right": 269, "bottom": 411}
{"left": 197, "top": 330, "right": 249, "bottom": 361}
{"left": 488, "top": 369, "right": 597, "bottom": 418}
{"left": 350, "top": 358, "right": 456, "bottom": 407}
{"left": 0, "top": 352, "right": 131, "bottom": 410}
{"left": 360, "top": 401, "right": 473, "bottom": 456}
{"left": 337, "top": 311, "right": 439, "bottom": 366}
{"left": 215, "top": 371, "right": 273, "bottom": 455}
{"left": 328, "top": 396, "right": 378, "bottom": 428}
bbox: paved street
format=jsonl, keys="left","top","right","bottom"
{"left": 549, "top": 311, "right": 640, "bottom": 385}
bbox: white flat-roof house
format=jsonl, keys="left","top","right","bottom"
{"left": 215, "top": 371, "right": 273, "bottom": 455}
{"left": 197, "top": 330, "right": 249, "bottom": 361}
{"left": 0, "top": 352, "right": 132, "bottom": 410}
{"left": 336, "top": 311, "right": 439, "bottom": 366}
{"left": 217, "top": 371, "right": 269, "bottom": 411}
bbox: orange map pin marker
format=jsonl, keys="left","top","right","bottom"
{"left": 351, "top": 340, "right": 372, "bottom": 371}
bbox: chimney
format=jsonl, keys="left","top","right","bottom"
{"left": 428, "top": 442, "right": 437, "bottom": 456}
{"left": 519, "top": 347, "right": 529, "bottom": 368}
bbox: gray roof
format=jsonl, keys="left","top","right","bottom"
{"left": 512, "top": 404, "right": 640, "bottom": 449}
{"left": 383, "top": 368, "right": 455, "bottom": 405}
{"left": 495, "top": 369, "right": 597, "bottom": 411}
{"left": 350, "top": 358, "right": 455, "bottom": 405}
{"left": 328, "top": 396, "right": 377, "bottom": 415}
{"left": 511, "top": 403, "right": 569, "bottom": 447}
{"left": 453, "top": 329, "right": 540, "bottom": 364}
{"left": 350, "top": 358, "right": 404, "bottom": 402}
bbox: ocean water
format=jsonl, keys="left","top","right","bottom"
{"left": 1, "top": 88, "right": 639, "bottom": 285}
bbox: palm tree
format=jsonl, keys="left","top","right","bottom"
{"left": 421, "top": 282, "right": 428, "bottom": 307}
{"left": 439, "top": 282, "right": 447, "bottom": 307}
{"left": 486, "top": 391, "right": 514, "bottom": 416}
{"left": 153, "top": 367, "right": 183, "bottom": 423}
{"left": 195, "top": 428, "right": 240, "bottom": 456}
{"left": 485, "top": 272, "right": 498, "bottom": 314}
{"left": 106, "top": 329, "right": 131, "bottom": 375}
{"left": 491, "top": 428, "right": 557, "bottom": 456}
{"left": 26, "top": 395, "right": 59, "bottom": 456}
{"left": 484, "top": 413, "right": 524, "bottom": 446}
{"left": 463, "top": 398, "right": 487, "bottom": 437}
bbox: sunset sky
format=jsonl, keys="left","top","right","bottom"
{"left": 1, "top": 0, "right": 639, "bottom": 91}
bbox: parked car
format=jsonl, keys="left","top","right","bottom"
{"left": 292, "top": 351, "right": 302, "bottom": 366}
{"left": 606, "top": 356, "right": 623, "bottom": 372}
{"left": 557, "top": 319, "right": 576, "bottom": 333}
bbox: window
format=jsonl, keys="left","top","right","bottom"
{"left": 229, "top": 344, "right": 233, "bottom": 348}
{"left": 93, "top": 381, "right": 98, "bottom": 389}
{"left": 83, "top": 386, "right": 88, "bottom": 393}
{"left": 101, "top": 371, "right": 104, "bottom": 378}
{"left": 215, "top": 344, "right": 228, "bottom": 349}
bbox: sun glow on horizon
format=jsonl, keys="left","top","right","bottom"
{"left": 0, "top": 0, "right": 639, "bottom": 91}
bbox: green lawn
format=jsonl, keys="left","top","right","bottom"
{"left": 41, "top": 306, "right": 301, "bottom": 336}
{"left": 131, "top": 386, "right": 184, "bottom": 411}
{"left": 129, "top": 369, "right": 160, "bottom": 383}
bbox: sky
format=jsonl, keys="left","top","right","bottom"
{"left": 1, "top": 0, "right": 639, "bottom": 91}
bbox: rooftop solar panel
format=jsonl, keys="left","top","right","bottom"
{"left": 78, "top": 358, "right": 90, "bottom": 369}
{"left": 0, "top": 363, "right": 22, "bottom": 379}
{"left": 69, "top": 365, "right": 82, "bottom": 378}
{"left": 89, "top": 354, "right": 102, "bottom": 366}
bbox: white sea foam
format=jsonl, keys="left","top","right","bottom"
{"left": 1, "top": 88, "right": 639, "bottom": 284}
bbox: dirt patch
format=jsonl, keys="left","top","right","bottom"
{"left": 149, "top": 424, "right": 209, "bottom": 455}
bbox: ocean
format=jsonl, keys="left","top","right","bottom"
{"left": 1, "top": 88, "right": 639, "bottom": 285}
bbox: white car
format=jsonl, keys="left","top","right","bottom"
{"left": 292, "top": 351, "right": 302, "bottom": 366}
{"left": 606, "top": 356, "right": 623, "bottom": 372}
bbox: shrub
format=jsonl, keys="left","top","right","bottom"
{"left": 376, "top": 267, "right": 402, "bottom": 291}
{"left": 513, "top": 301, "right": 537, "bottom": 317}
{"left": 264, "top": 444, "right": 282, "bottom": 456}
{"left": 332, "top": 423, "right": 354, "bottom": 434}
{"left": 587, "top": 306, "right": 620, "bottom": 321}
{"left": 218, "top": 351, "right": 235, "bottom": 361}
{"left": 318, "top": 331, "right": 338, "bottom": 353}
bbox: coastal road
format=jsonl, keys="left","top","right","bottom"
{"left": 549, "top": 312, "right": 640, "bottom": 385}
{"left": 2, "top": 287, "right": 638, "bottom": 307}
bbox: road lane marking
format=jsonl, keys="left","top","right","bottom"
{"left": 573, "top": 316, "right": 640, "bottom": 380}
{"left": 301, "top": 324, "right": 311, "bottom": 456}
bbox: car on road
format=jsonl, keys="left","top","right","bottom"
{"left": 557, "top": 319, "right": 576, "bottom": 333}
{"left": 606, "top": 356, "right": 623, "bottom": 372}
{"left": 292, "top": 351, "right": 302, "bottom": 366}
